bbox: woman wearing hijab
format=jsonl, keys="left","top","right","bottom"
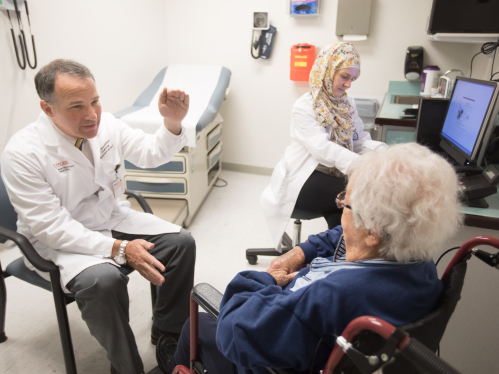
{"left": 261, "top": 43, "right": 386, "bottom": 251}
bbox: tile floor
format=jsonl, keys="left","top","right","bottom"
{"left": 0, "top": 170, "right": 326, "bottom": 374}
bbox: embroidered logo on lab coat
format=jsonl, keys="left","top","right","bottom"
{"left": 53, "top": 161, "right": 74, "bottom": 173}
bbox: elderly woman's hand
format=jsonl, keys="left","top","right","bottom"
{"left": 268, "top": 246, "right": 306, "bottom": 275}
{"left": 267, "top": 269, "right": 299, "bottom": 287}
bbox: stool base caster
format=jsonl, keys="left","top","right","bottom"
{"left": 246, "top": 255, "right": 257, "bottom": 265}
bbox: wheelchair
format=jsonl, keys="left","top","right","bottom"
{"left": 170, "top": 235, "right": 499, "bottom": 374}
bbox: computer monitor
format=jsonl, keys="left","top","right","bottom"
{"left": 415, "top": 98, "right": 449, "bottom": 153}
{"left": 439, "top": 76, "right": 499, "bottom": 166}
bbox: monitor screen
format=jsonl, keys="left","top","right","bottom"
{"left": 428, "top": 0, "right": 499, "bottom": 34}
{"left": 440, "top": 79, "right": 496, "bottom": 159}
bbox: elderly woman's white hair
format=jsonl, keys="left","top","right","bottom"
{"left": 347, "top": 143, "right": 463, "bottom": 262}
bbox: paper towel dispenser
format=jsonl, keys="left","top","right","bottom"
{"left": 335, "top": 0, "right": 372, "bottom": 40}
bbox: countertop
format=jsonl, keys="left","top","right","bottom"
{"left": 461, "top": 165, "right": 499, "bottom": 229}
{"left": 375, "top": 81, "right": 422, "bottom": 127}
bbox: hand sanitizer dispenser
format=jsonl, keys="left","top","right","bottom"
{"left": 405, "top": 47, "right": 424, "bottom": 80}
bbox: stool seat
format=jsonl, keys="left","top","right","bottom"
{"left": 291, "top": 209, "right": 323, "bottom": 221}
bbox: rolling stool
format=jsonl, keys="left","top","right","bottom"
{"left": 246, "top": 209, "right": 323, "bottom": 265}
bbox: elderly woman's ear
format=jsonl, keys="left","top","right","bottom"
{"left": 366, "top": 231, "right": 382, "bottom": 249}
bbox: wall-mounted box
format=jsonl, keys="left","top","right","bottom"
{"left": 335, "top": 0, "right": 372, "bottom": 38}
{"left": 288, "top": 0, "right": 321, "bottom": 16}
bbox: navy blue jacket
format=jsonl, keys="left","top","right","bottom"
{"left": 216, "top": 226, "right": 443, "bottom": 374}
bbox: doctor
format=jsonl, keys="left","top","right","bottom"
{"left": 1, "top": 59, "right": 196, "bottom": 374}
{"left": 261, "top": 43, "right": 386, "bottom": 251}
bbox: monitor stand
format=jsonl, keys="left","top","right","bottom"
{"left": 466, "top": 198, "right": 489, "bottom": 208}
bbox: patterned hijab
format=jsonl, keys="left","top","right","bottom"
{"left": 309, "top": 43, "right": 361, "bottom": 151}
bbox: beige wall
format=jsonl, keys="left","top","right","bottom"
{"left": 0, "top": 0, "right": 169, "bottom": 153}
{"left": 163, "top": 0, "right": 474, "bottom": 169}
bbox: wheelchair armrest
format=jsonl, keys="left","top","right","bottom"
{"left": 192, "top": 283, "right": 223, "bottom": 319}
{"left": 0, "top": 226, "right": 58, "bottom": 273}
{"left": 190, "top": 284, "right": 305, "bottom": 374}
{"left": 125, "top": 189, "right": 154, "bottom": 214}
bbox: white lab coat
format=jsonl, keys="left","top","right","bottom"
{"left": 261, "top": 93, "right": 386, "bottom": 251}
{"left": 1, "top": 112, "right": 187, "bottom": 289}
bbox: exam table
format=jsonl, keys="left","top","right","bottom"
{"left": 115, "top": 65, "right": 231, "bottom": 226}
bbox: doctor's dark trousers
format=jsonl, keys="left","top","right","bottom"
{"left": 66, "top": 228, "right": 196, "bottom": 374}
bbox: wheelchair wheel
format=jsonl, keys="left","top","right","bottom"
{"left": 246, "top": 255, "right": 258, "bottom": 265}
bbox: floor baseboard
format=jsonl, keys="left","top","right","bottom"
{"left": 223, "top": 162, "right": 273, "bottom": 176}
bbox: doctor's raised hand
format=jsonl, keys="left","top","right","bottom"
{"left": 158, "top": 87, "right": 190, "bottom": 136}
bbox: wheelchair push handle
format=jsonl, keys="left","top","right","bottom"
{"left": 400, "top": 338, "right": 461, "bottom": 374}
{"left": 441, "top": 235, "right": 499, "bottom": 283}
{"left": 323, "top": 316, "right": 462, "bottom": 374}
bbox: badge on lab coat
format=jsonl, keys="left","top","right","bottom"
{"left": 113, "top": 163, "right": 125, "bottom": 198}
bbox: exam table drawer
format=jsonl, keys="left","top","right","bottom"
{"left": 124, "top": 156, "right": 186, "bottom": 174}
{"left": 207, "top": 142, "right": 223, "bottom": 170}
{"left": 207, "top": 124, "right": 222, "bottom": 152}
{"left": 124, "top": 176, "right": 187, "bottom": 195}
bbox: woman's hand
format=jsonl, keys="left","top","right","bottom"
{"left": 267, "top": 246, "right": 306, "bottom": 275}
{"left": 267, "top": 269, "right": 298, "bottom": 287}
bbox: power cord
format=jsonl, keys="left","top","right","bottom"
{"left": 214, "top": 178, "right": 227, "bottom": 187}
{"left": 251, "top": 29, "right": 261, "bottom": 59}
{"left": 470, "top": 40, "right": 499, "bottom": 80}
{"left": 435, "top": 247, "right": 460, "bottom": 267}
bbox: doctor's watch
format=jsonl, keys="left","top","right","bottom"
{"left": 114, "top": 240, "right": 128, "bottom": 265}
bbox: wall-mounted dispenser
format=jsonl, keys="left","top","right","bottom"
{"left": 289, "top": 0, "right": 321, "bottom": 16}
{"left": 335, "top": 0, "right": 372, "bottom": 41}
{"left": 405, "top": 47, "right": 424, "bottom": 81}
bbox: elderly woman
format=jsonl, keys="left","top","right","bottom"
{"left": 158, "top": 143, "right": 462, "bottom": 374}
{"left": 261, "top": 42, "right": 386, "bottom": 251}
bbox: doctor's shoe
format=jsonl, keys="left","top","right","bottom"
{"left": 151, "top": 324, "right": 180, "bottom": 345}
{"left": 156, "top": 335, "right": 178, "bottom": 373}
